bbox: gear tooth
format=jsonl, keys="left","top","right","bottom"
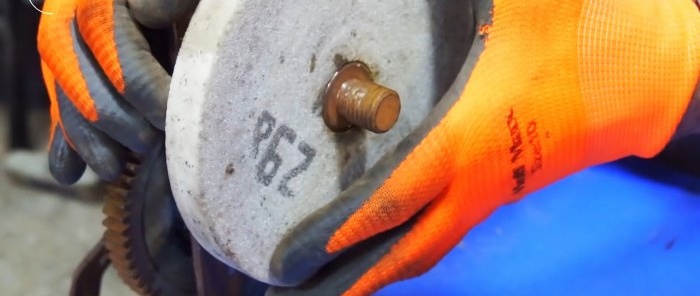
{"left": 124, "top": 163, "right": 139, "bottom": 177}
{"left": 102, "top": 152, "right": 194, "bottom": 296}
{"left": 110, "top": 262, "right": 130, "bottom": 275}
{"left": 102, "top": 157, "right": 162, "bottom": 296}
{"left": 107, "top": 184, "right": 129, "bottom": 195}
{"left": 103, "top": 219, "right": 130, "bottom": 232}
{"left": 103, "top": 231, "right": 131, "bottom": 246}
{"left": 106, "top": 244, "right": 133, "bottom": 260}
{"left": 120, "top": 178, "right": 136, "bottom": 189}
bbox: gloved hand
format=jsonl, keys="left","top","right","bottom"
{"left": 37, "top": 0, "right": 197, "bottom": 184}
{"left": 267, "top": 0, "right": 700, "bottom": 295}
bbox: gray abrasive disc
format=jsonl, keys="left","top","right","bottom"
{"left": 166, "top": 0, "right": 471, "bottom": 285}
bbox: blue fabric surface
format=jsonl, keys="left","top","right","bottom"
{"left": 378, "top": 158, "right": 700, "bottom": 296}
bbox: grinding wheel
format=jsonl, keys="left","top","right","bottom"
{"left": 166, "top": 0, "right": 474, "bottom": 285}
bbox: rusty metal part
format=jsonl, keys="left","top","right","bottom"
{"left": 70, "top": 239, "right": 110, "bottom": 296}
{"left": 71, "top": 145, "right": 266, "bottom": 296}
{"left": 323, "top": 62, "right": 401, "bottom": 133}
{"left": 102, "top": 149, "right": 197, "bottom": 296}
{"left": 72, "top": 12, "right": 268, "bottom": 296}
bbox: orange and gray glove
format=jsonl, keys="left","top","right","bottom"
{"left": 268, "top": 0, "right": 700, "bottom": 295}
{"left": 37, "top": 0, "right": 196, "bottom": 184}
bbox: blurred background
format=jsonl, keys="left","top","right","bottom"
{"left": 0, "top": 1, "right": 133, "bottom": 295}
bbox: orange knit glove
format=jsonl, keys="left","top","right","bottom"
{"left": 37, "top": 0, "right": 195, "bottom": 183}
{"left": 268, "top": 0, "right": 700, "bottom": 295}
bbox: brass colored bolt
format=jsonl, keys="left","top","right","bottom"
{"left": 322, "top": 62, "right": 401, "bottom": 133}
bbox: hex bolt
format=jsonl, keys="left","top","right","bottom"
{"left": 322, "top": 62, "right": 401, "bottom": 133}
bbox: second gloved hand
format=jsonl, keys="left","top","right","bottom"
{"left": 38, "top": 0, "right": 196, "bottom": 184}
{"left": 267, "top": 0, "right": 700, "bottom": 295}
